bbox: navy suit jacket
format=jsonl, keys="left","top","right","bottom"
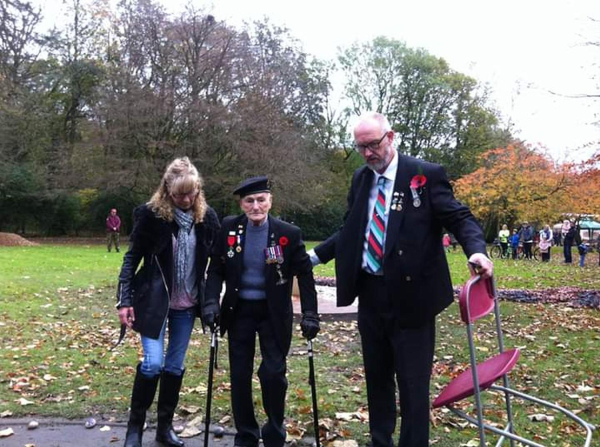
{"left": 204, "top": 214, "right": 317, "bottom": 353}
{"left": 315, "top": 153, "right": 486, "bottom": 328}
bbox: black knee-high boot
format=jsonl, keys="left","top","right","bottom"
{"left": 156, "top": 369, "right": 185, "bottom": 447}
{"left": 124, "top": 364, "right": 160, "bottom": 447}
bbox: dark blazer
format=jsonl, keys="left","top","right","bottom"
{"left": 315, "top": 153, "right": 486, "bottom": 328}
{"left": 117, "top": 204, "right": 220, "bottom": 339}
{"left": 204, "top": 214, "right": 317, "bottom": 354}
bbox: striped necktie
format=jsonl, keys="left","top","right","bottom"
{"left": 366, "top": 176, "right": 387, "bottom": 274}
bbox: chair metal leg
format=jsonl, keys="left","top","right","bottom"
{"left": 491, "top": 385, "right": 595, "bottom": 447}
{"left": 467, "top": 323, "right": 486, "bottom": 446}
{"left": 493, "top": 301, "right": 516, "bottom": 447}
{"left": 448, "top": 405, "right": 545, "bottom": 447}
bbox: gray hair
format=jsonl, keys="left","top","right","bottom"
{"left": 354, "top": 111, "right": 392, "bottom": 133}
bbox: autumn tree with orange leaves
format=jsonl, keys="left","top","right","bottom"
{"left": 453, "top": 144, "right": 600, "bottom": 239}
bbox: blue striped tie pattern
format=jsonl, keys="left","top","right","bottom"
{"left": 366, "top": 177, "right": 387, "bottom": 273}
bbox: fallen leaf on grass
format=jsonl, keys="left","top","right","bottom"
{"left": 17, "top": 397, "right": 34, "bottom": 406}
{"left": 334, "top": 409, "right": 369, "bottom": 422}
{"left": 528, "top": 413, "right": 555, "bottom": 422}
{"left": 0, "top": 410, "right": 13, "bottom": 418}
{"left": 335, "top": 412, "right": 356, "bottom": 421}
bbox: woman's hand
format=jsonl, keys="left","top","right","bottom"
{"left": 118, "top": 306, "right": 135, "bottom": 328}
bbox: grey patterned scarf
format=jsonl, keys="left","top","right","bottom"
{"left": 173, "top": 208, "right": 194, "bottom": 295}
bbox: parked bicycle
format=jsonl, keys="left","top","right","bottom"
{"left": 490, "top": 238, "right": 538, "bottom": 260}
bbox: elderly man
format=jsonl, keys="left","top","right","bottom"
{"left": 309, "top": 112, "right": 492, "bottom": 447}
{"left": 203, "top": 176, "right": 320, "bottom": 447}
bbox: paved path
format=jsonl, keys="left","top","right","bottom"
{"left": 292, "top": 285, "right": 357, "bottom": 316}
{"left": 0, "top": 418, "right": 241, "bottom": 447}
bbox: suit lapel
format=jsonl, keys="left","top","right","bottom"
{"left": 353, "top": 168, "right": 374, "bottom": 239}
{"left": 233, "top": 215, "right": 248, "bottom": 285}
{"left": 384, "top": 154, "right": 410, "bottom": 261}
{"left": 265, "top": 216, "right": 278, "bottom": 288}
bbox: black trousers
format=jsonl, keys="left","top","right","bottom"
{"left": 228, "top": 299, "right": 287, "bottom": 447}
{"left": 564, "top": 241, "right": 573, "bottom": 263}
{"left": 523, "top": 241, "right": 533, "bottom": 259}
{"left": 357, "top": 273, "right": 435, "bottom": 447}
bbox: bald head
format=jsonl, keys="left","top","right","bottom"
{"left": 354, "top": 112, "right": 392, "bottom": 135}
{"left": 353, "top": 112, "right": 395, "bottom": 173}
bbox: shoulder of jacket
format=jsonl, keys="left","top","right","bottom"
{"left": 272, "top": 218, "right": 300, "bottom": 235}
{"left": 221, "top": 214, "right": 242, "bottom": 229}
{"left": 406, "top": 155, "right": 443, "bottom": 174}
{"left": 352, "top": 165, "right": 370, "bottom": 179}
{"left": 203, "top": 206, "right": 220, "bottom": 225}
{"left": 134, "top": 204, "right": 164, "bottom": 226}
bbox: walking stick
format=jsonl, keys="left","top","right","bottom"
{"left": 204, "top": 327, "right": 218, "bottom": 447}
{"left": 307, "top": 339, "right": 320, "bottom": 447}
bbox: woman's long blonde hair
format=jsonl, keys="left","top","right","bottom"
{"left": 148, "top": 157, "right": 207, "bottom": 223}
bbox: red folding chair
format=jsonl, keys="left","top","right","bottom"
{"left": 433, "top": 273, "right": 595, "bottom": 446}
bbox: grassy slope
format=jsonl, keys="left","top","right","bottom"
{"left": 0, "top": 244, "right": 598, "bottom": 446}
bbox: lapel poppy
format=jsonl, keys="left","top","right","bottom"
{"left": 410, "top": 174, "right": 427, "bottom": 189}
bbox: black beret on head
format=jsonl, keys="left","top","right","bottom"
{"left": 233, "top": 176, "right": 270, "bottom": 198}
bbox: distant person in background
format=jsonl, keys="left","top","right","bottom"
{"left": 538, "top": 224, "right": 552, "bottom": 262}
{"left": 519, "top": 222, "right": 534, "bottom": 259}
{"left": 563, "top": 219, "right": 575, "bottom": 263}
{"left": 106, "top": 208, "right": 121, "bottom": 253}
{"left": 442, "top": 233, "right": 451, "bottom": 252}
{"left": 510, "top": 228, "right": 520, "bottom": 259}
{"left": 575, "top": 225, "right": 587, "bottom": 267}
{"left": 449, "top": 233, "right": 458, "bottom": 252}
{"left": 498, "top": 224, "right": 510, "bottom": 257}
{"left": 553, "top": 227, "right": 562, "bottom": 246}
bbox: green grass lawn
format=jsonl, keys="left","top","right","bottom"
{"left": 0, "top": 244, "right": 598, "bottom": 446}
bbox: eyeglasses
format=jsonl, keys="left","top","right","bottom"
{"left": 354, "top": 132, "right": 389, "bottom": 153}
{"left": 171, "top": 191, "right": 198, "bottom": 200}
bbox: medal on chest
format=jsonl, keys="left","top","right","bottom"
{"left": 227, "top": 224, "right": 245, "bottom": 258}
{"left": 391, "top": 191, "right": 404, "bottom": 212}
{"left": 265, "top": 233, "right": 289, "bottom": 285}
{"left": 227, "top": 232, "right": 236, "bottom": 258}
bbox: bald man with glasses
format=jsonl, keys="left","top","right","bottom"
{"left": 309, "top": 112, "right": 492, "bottom": 447}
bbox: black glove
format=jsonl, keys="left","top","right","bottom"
{"left": 203, "top": 311, "right": 219, "bottom": 331}
{"left": 301, "top": 311, "right": 320, "bottom": 340}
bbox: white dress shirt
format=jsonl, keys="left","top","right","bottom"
{"left": 307, "top": 151, "right": 399, "bottom": 268}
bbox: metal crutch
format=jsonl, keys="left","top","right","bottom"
{"left": 307, "top": 339, "right": 320, "bottom": 447}
{"left": 204, "top": 327, "right": 218, "bottom": 447}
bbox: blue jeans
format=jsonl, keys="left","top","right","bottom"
{"left": 140, "top": 308, "right": 196, "bottom": 377}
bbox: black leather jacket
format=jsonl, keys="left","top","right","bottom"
{"left": 116, "top": 204, "right": 220, "bottom": 339}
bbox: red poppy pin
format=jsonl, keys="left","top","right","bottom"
{"left": 410, "top": 174, "right": 427, "bottom": 189}
{"left": 410, "top": 173, "right": 427, "bottom": 208}
{"left": 279, "top": 236, "right": 289, "bottom": 247}
{"left": 227, "top": 236, "right": 236, "bottom": 247}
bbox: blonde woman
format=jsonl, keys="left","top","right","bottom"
{"left": 116, "top": 157, "right": 220, "bottom": 447}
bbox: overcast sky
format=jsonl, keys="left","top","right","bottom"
{"left": 38, "top": 0, "right": 600, "bottom": 162}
